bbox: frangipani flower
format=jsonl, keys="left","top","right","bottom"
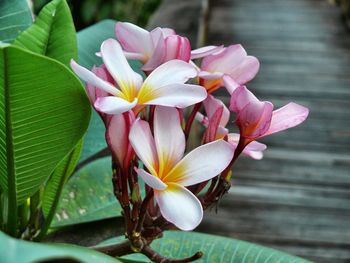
{"left": 71, "top": 39, "right": 207, "bottom": 115}
{"left": 129, "top": 106, "right": 234, "bottom": 230}
{"left": 199, "top": 44, "right": 260, "bottom": 93}
{"left": 116, "top": 22, "right": 223, "bottom": 72}
{"left": 229, "top": 84, "right": 309, "bottom": 142}
{"left": 196, "top": 95, "right": 266, "bottom": 159}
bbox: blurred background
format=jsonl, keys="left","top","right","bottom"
{"left": 32, "top": 0, "right": 161, "bottom": 30}
{"left": 32, "top": 0, "right": 350, "bottom": 262}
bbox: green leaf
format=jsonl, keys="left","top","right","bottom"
{"left": 52, "top": 157, "right": 120, "bottom": 227}
{"left": 53, "top": 157, "right": 145, "bottom": 227}
{"left": 43, "top": 140, "right": 83, "bottom": 217}
{"left": 0, "top": 0, "right": 33, "bottom": 43}
{"left": 0, "top": 230, "right": 121, "bottom": 263}
{"left": 0, "top": 45, "right": 91, "bottom": 234}
{"left": 76, "top": 19, "right": 144, "bottom": 163}
{"left": 101, "top": 231, "right": 311, "bottom": 263}
{"left": 14, "top": 0, "right": 77, "bottom": 66}
{"left": 36, "top": 140, "right": 84, "bottom": 240}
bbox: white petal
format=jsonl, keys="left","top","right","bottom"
{"left": 101, "top": 39, "right": 143, "bottom": 100}
{"left": 198, "top": 71, "right": 224, "bottom": 80}
{"left": 155, "top": 183, "right": 203, "bottom": 231}
{"left": 129, "top": 119, "right": 158, "bottom": 175}
{"left": 165, "top": 140, "right": 234, "bottom": 186}
{"left": 191, "top": 45, "right": 224, "bottom": 59}
{"left": 70, "top": 59, "right": 122, "bottom": 97}
{"left": 136, "top": 169, "right": 167, "bottom": 190}
{"left": 142, "top": 60, "right": 197, "bottom": 89}
{"left": 94, "top": 97, "right": 137, "bottom": 115}
{"left": 123, "top": 51, "right": 147, "bottom": 61}
{"left": 140, "top": 84, "right": 207, "bottom": 108}
{"left": 115, "top": 22, "right": 154, "bottom": 56}
{"left": 154, "top": 106, "right": 185, "bottom": 178}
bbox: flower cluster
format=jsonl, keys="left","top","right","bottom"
{"left": 71, "top": 22, "right": 309, "bottom": 261}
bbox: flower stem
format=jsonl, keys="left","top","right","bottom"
{"left": 135, "top": 189, "right": 154, "bottom": 233}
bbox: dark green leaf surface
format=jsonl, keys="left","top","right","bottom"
{"left": 53, "top": 157, "right": 146, "bottom": 227}
{"left": 52, "top": 157, "right": 120, "bottom": 227}
{"left": 102, "top": 231, "right": 312, "bottom": 263}
{"left": 0, "top": 231, "right": 121, "bottom": 263}
{"left": 14, "top": 0, "right": 77, "bottom": 66}
{"left": 0, "top": 45, "right": 91, "bottom": 206}
{"left": 43, "top": 140, "right": 83, "bottom": 217}
{"left": 0, "top": 0, "right": 33, "bottom": 43}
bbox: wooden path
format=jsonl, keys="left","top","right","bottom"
{"left": 150, "top": 0, "right": 350, "bottom": 262}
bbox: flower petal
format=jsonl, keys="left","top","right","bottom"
{"left": 198, "top": 71, "right": 224, "bottom": 80}
{"left": 123, "top": 51, "right": 147, "bottom": 61}
{"left": 106, "top": 113, "right": 130, "bottom": 166}
{"left": 86, "top": 65, "right": 111, "bottom": 104}
{"left": 136, "top": 169, "right": 167, "bottom": 190}
{"left": 191, "top": 45, "right": 224, "bottom": 59}
{"left": 154, "top": 106, "right": 185, "bottom": 178}
{"left": 142, "top": 60, "right": 197, "bottom": 89}
{"left": 142, "top": 34, "right": 166, "bottom": 71}
{"left": 94, "top": 96, "right": 138, "bottom": 115}
{"left": 203, "top": 95, "right": 230, "bottom": 127}
{"left": 164, "top": 35, "right": 191, "bottom": 62}
{"left": 229, "top": 85, "right": 259, "bottom": 112}
{"left": 129, "top": 118, "right": 158, "bottom": 175}
{"left": 140, "top": 83, "right": 207, "bottom": 108}
{"left": 115, "top": 22, "right": 154, "bottom": 56}
{"left": 155, "top": 183, "right": 203, "bottom": 231}
{"left": 165, "top": 140, "right": 234, "bottom": 186}
{"left": 101, "top": 39, "right": 143, "bottom": 101}
{"left": 223, "top": 75, "right": 240, "bottom": 95}
{"left": 236, "top": 100, "right": 273, "bottom": 139}
{"left": 265, "top": 102, "right": 309, "bottom": 137}
{"left": 229, "top": 56, "right": 260, "bottom": 85}
{"left": 70, "top": 59, "right": 122, "bottom": 97}
{"left": 227, "top": 133, "right": 266, "bottom": 160}
{"left": 201, "top": 44, "right": 247, "bottom": 73}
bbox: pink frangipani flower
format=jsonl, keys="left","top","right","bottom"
{"left": 71, "top": 39, "right": 207, "bottom": 115}
{"left": 199, "top": 44, "right": 260, "bottom": 93}
{"left": 115, "top": 22, "right": 223, "bottom": 72}
{"left": 229, "top": 84, "right": 309, "bottom": 143}
{"left": 129, "top": 106, "right": 234, "bottom": 230}
{"left": 196, "top": 95, "right": 266, "bottom": 159}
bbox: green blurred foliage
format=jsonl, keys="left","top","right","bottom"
{"left": 33, "top": 0, "right": 161, "bottom": 30}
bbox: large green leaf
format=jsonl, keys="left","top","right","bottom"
{"left": 14, "top": 0, "right": 77, "bottom": 66}
{"left": 101, "top": 231, "right": 311, "bottom": 263}
{"left": 0, "top": 230, "right": 121, "bottom": 263}
{"left": 0, "top": 0, "right": 33, "bottom": 43}
{"left": 76, "top": 19, "right": 143, "bottom": 163}
{"left": 52, "top": 157, "right": 121, "bottom": 227}
{"left": 53, "top": 157, "right": 145, "bottom": 227}
{"left": 43, "top": 140, "right": 83, "bottom": 218}
{"left": 0, "top": 45, "right": 91, "bottom": 234}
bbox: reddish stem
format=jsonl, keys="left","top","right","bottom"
{"left": 184, "top": 103, "right": 202, "bottom": 140}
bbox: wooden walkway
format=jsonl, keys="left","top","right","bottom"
{"left": 150, "top": 0, "right": 350, "bottom": 262}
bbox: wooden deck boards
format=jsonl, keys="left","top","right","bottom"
{"left": 203, "top": 1, "right": 350, "bottom": 262}
{"left": 150, "top": 0, "right": 350, "bottom": 261}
